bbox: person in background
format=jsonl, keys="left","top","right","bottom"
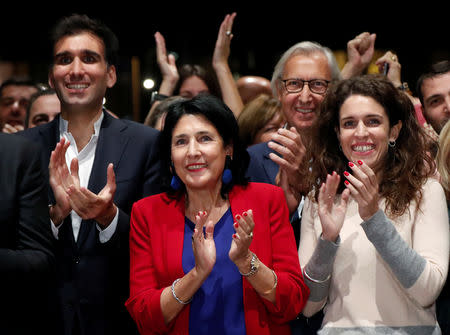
{"left": 0, "top": 78, "right": 39, "bottom": 133}
{"left": 237, "top": 93, "right": 284, "bottom": 148}
{"left": 299, "top": 74, "right": 448, "bottom": 334}
{"left": 26, "top": 88, "right": 61, "bottom": 128}
{"left": 416, "top": 60, "right": 450, "bottom": 135}
{"left": 126, "top": 94, "right": 308, "bottom": 334}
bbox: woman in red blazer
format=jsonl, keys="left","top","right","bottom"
{"left": 126, "top": 94, "right": 309, "bottom": 334}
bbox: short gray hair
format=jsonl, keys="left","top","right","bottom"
{"left": 270, "top": 41, "right": 341, "bottom": 96}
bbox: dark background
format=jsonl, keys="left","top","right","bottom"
{"left": 1, "top": 3, "right": 448, "bottom": 121}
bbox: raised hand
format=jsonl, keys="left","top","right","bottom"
{"left": 154, "top": 31, "right": 179, "bottom": 95}
{"left": 318, "top": 172, "right": 350, "bottom": 242}
{"left": 341, "top": 32, "right": 376, "bottom": 79}
{"left": 375, "top": 50, "right": 402, "bottom": 88}
{"left": 212, "top": 12, "right": 236, "bottom": 67}
{"left": 192, "top": 211, "right": 216, "bottom": 277}
{"left": 212, "top": 12, "right": 244, "bottom": 117}
{"left": 229, "top": 210, "right": 255, "bottom": 264}
{"left": 344, "top": 160, "right": 380, "bottom": 221}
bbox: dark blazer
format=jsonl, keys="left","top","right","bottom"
{"left": 0, "top": 133, "right": 58, "bottom": 335}
{"left": 246, "top": 142, "right": 279, "bottom": 184}
{"left": 20, "top": 112, "right": 161, "bottom": 335}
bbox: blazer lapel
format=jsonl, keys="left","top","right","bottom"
{"left": 77, "top": 112, "right": 130, "bottom": 248}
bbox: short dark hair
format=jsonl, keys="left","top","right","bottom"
{"left": 0, "top": 78, "right": 39, "bottom": 97}
{"left": 416, "top": 60, "right": 450, "bottom": 106}
{"left": 160, "top": 94, "right": 249, "bottom": 198}
{"left": 50, "top": 14, "right": 119, "bottom": 68}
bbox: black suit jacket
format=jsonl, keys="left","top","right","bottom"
{"left": 245, "top": 141, "right": 323, "bottom": 335}
{"left": 0, "top": 133, "right": 59, "bottom": 335}
{"left": 20, "top": 112, "right": 161, "bottom": 335}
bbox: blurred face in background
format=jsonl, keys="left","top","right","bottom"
{"left": 253, "top": 112, "right": 285, "bottom": 145}
{"left": 0, "top": 85, "right": 38, "bottom": 129}
{"left": 179, "top": 75, "right": 209, "bottom": 99}
{"left": 421, "top": 72, "right": 450, "bottom": 134}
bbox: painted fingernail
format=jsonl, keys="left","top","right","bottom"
{"left": 235, "top": 215, "right": 241, "bottom": 220}
{"left": 344, "top": 171, "right": 349, "bottom": 177}
{"left": 344, "top": 180, "right": 349, "bottom": 185}
{"left": 234, "top": 222, "right": 239, "bottom": 228}
{"left": 243, "top": 212, "right": 248, "bottom": 217}
{"left": 358, "top": 160, "right": 363, "bottom": 165}
{"left": 348, "top": 162, "right": 354, "bottom": 168}
{"left": 203, "top": 211, "right": 207, "bottom": 215}
{"left": 232, "top": 234, "right": 237, "bottom": 239}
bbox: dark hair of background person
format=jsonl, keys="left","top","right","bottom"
{"left": 160, "top": 93, "right": 249, "bottom": 199}
{"left": 0, "top": 77, "right": 39, "bottom": 97}
{"left": 237, "top": 93, "right": 282, "bottom": 148}
{"left": 416, "top": 60, "right": 450, "bottom": 106}
{"left": 174, "top": 64, "right": 222, "bottom": 99}
{"left": 50, "top": 13, "right": 120, "bottom": 68}
{"left": 25, "top": 88, "right": 58, "bottom": 128}
{"left": 306, "top": 74, "right": 435, "bottom": 217}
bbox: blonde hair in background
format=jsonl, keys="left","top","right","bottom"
{"left": 437, "top": 121, "right": 450, "bottom": 200}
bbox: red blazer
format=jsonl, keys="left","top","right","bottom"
{"left": 125, "top": 182, "right": 309, "bottom": 334}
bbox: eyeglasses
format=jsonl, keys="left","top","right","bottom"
{"left": 281, "top": 78, "right": 330, "bottom": 95}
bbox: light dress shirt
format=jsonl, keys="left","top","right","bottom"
{"left": 50, "top": 113, "right": 119, "bottom": 243}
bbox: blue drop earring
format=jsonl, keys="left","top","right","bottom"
{"left": 170, "top": 175, "right": 182, "bottom": 190}
{"left": 222, "top": 155, "right": 233, "bottom": 185}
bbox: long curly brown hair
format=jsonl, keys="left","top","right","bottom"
{"left": 306, "top": 75, "right": 435, "bottom": 217}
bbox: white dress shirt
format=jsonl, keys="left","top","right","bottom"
{"left": 51, "top": 113, "right": 119, "bottom": 243}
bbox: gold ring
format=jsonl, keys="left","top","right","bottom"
{"left": 391, "top": 55, "right": 397, "bottom": 62}
{"left": 226, "top": 30, "right": 232, "bottom": 36}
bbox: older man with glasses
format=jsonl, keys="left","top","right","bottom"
{"left": 245, "top": 41, "right": 341, "bottom": 218}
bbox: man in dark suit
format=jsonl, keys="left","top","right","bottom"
{"left": 20, "top": 14, "right": 160, "bottom": 335}
{"left": 0, "top": 133, "right": 59, "bottom": 335}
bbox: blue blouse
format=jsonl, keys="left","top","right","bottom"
{"left": 182, "top": 208, "right": 246, "bottom": 334}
